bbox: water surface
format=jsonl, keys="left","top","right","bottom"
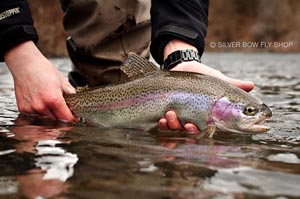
{"left": 0, "top": 53, "right": 299, "bottom": 199}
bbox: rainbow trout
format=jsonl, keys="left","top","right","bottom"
{"left": 65, "top": 53, "right": 272, "bottom": 137}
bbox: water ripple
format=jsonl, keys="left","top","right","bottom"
{"left": 0, "top": 54, "right": 299, "bottom": 198}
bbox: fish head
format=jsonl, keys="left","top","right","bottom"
{"left": 210, "top": 96, "right": 272, "bottom": 134}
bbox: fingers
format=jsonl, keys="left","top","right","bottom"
{"left": 158, "top": 118, "right": 169, "bottom": 131}
{"left": 16, "top": 88, "right": 77, "bottom": 122}
{"left": 36, "top": 76, "right": 77, "bottom": 121}
{"left": 158, "top": 111, "right": 200, "bottom": 134}
{"left": 33, "top": 105, "right": 57, "bottom": 120}
{"left": 32, "top": 98, "right": 76, "bottom": 122}
{"left": 18, "top": 101, "right": 56, "bottom": 120}
{"left": 223, "top": 76, "right": 254, "bottom": 92}
{"left": 49, "top": 96, "right": 77, "bottom": 122}
{"left": 165, "top": 111, "right": 182, "bottom": 129}
{"left": 184, "top": 123, "right": 200, "bottom": 134}
{"left": 171, "top": 61, "right": 255, "bottom": 92}
{"left": 7, "top": 44, "right": 77, "bottom": 123}
{"left": 199, "top": 63, "right": 255, "bottom": 92}
{"left": 235, "top": 80, "right": 255, "bottom": 92}
{"left": 60, "top": 76, "right": 76, "bottom": 94}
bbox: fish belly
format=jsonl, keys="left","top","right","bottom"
{"left": 71, "top": 90, "right": 213, "bottom": 130}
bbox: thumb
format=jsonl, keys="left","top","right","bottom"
{"left": 60, "top": 76, "right": 76, "bottom": 94}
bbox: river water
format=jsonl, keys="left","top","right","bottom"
{"left": 0, "top": 53, "right": 299, "bottom": 199}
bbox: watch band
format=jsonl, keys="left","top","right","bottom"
{"left": 161, "top": 49, "right": 201, "bottom": 70}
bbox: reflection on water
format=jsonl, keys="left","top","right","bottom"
{"left": 0, "top": 53, "right": 299, "bottom": 199}
{"left": 0, "top": 116, "right": 78, "bottom": 198}
{"left": 204, "top": 166, "right": 300, "bottom": 197}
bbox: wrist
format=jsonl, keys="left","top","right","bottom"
{"left": 5, "top": 41, "right": 44, "bottom": 77}
{"left": 163, "top": 39, "right": 198, "bottom": 60}
{"left": 162, "top": 40, "right": 200, "bottom": 70}
{"left": 5, "top": 40, "right": 37, "bottom": 58}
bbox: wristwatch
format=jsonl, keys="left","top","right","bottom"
{"left": 161, "top": 49, "right": 201, "bottom": 70}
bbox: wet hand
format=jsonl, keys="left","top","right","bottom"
{"left": 5, "top": 41, "right": 77, "bottom": 122}
{"left": 163, "top": 39, "right": 254, "bottom": 92}
{"left": 159, "top": 111, "right": 200, "bottom": 134}
{"left": 171, "top": 61, "right": 254, "bottom": 92}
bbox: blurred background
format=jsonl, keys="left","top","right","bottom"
{"left": 28, "top": 0, "right": 300, "bottom": 57}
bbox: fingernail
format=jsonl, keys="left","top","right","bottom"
{"left": 65, "top": 84, "right": 76, "bottom": 94}
{"left": 168, "top": 112, "right": 176, "bottom": 121}
{"left": 193, "top": 126, "right": 200, "bottom": 133}
{"left": 186, "top": 126, "right": 198, "bottom": 134}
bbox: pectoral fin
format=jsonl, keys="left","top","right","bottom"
{"left": 202, "top": 124, "right": 217, "bottom": 138}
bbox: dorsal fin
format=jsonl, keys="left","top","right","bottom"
{"left": 120, "top": 52, "right": 159, "bottom": 80}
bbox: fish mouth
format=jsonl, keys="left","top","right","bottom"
{"left": 242, "top": 115, "right": 272, "bottom": 133}
{"left": 245, "top": 103, "right": 272, "bottom": 133}
{"left": 246, "top": 123, "right": 270, "bottom": 133}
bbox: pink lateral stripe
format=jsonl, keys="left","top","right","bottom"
{"left": 81, "top": 92, "right": 170, "bottom": 110}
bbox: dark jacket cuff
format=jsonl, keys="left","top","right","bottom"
{"left": 150, "top": 0, "right": 209, "bottom": 65}
{"left": 0, "top": 0, "right": 38, "bottom": 61}
{"left": 150, "top": 24, "right": 206, "bottom": 65}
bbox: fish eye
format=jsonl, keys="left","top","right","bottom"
{"left": 243, "top": 106, "right": 257, "bottom": 116}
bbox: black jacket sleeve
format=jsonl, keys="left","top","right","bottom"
{"left": 0, "top": 0, "right": 38, "bottom": 61}
{"left": 150, "top": 0, "right": 209, "bottom": 65}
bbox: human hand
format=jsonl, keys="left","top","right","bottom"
{"left": 171, "top": 60, "right": 254, "bottom": 92}
{"left": 159, "top": 111, "right": 200, "bottom": 133}
{"left": 158, "top": 39, "right": 255, "bottom": 133}
{"left": 5, "top": 41, "right": 76, "bottom": 121}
